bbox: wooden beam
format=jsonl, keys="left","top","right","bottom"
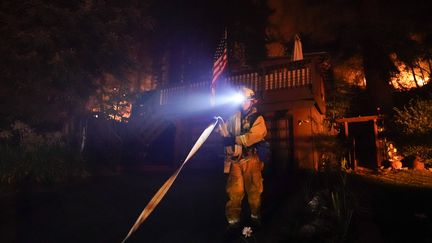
{"left": 336, "top": 115, "right": 379, "bottom": 123}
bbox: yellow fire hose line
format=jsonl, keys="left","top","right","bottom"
{"left": 121, "top": 118, "right": 222, "bottom": 243}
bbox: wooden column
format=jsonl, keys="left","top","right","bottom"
{"left": 344, "top": 121, "right": 349, "bottom": 138}
{"left": 373, "top": 119, "right": 381, "bottom": 168}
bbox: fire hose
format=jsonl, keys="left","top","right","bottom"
{"left": 122, "top": 117, "right": 226, "bottom": 242}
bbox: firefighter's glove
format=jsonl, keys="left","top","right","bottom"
{"left": 222, "top": 135, "right": 236, "bottom": 147}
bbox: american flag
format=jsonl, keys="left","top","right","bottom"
{"left": 210, "top": 30, "right": 227, "bottom": 106}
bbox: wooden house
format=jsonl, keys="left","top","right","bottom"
{"left": 129, "top": 54, "right": 333, "bottom": 172}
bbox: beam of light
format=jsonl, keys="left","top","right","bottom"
{"left": 158, "top": 86, "right": 244, "bottom": 119}
{"left": 217, "top": 92, "right": 245, "bottom": 105}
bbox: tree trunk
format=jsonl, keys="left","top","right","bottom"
{"left": 417, "top": 60, "right": 427, "bottom": 84}
{"left": 427, "top": 59, "right": 432, "bottom": 81}
{"left": 361, "top": 40, "right": 394, "bottom": 114}
{"left": 411, "top": 66, "right": 420, "bottom": 88}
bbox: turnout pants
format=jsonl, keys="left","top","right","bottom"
{"left": 225, "top": 155, "right": 264, "bottom": 223}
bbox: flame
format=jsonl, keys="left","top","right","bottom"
{"left": 86, "top": 71, "right": 156, "bottom": 123}
{"left": 333, "top": 55, "right": 366, "bottom": 87}
{"left": 390, "top": 53, "right": 430, "bottom": 90}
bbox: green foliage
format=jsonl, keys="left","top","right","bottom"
{"left": 392, "top": 97, "right": 432, "bottom": 165}
{"left": 0, "top": 121, "right": 89, "bottom": 185}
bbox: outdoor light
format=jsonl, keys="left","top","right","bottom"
{"left": 215, "top": 91, "right": 246, "bottom": 106}
{"left": 231, "top": 92, "right": 246, "bottom": 104}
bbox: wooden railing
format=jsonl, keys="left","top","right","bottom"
{"left": 159, "top": 60, "right": 314, "bottom": 106}
{"left": 228, "top": 72, "right": 260, "bottom": 92}
{"left": 159, "top": 80, "right": 209, "bottom": 106}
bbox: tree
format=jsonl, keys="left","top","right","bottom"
{"left": 0, "top": 0, "right": 154, "bottom": 133}
{"left": 146, "top": 0, "right": 271, "bottom": 85}
{"left": 226, "top": 0, "right": 270, "bottom": 67}
{"left": 0, "top": 0, "right": 157, "bottom": 183}
{"left": 266, "top": 0, "right": 432, "bottom": 114}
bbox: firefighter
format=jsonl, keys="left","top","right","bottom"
{"left": 221, "top": 86, "right": 267, "bottom": 230}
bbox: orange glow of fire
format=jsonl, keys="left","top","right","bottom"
{"left": 86, "top": 71, "right": 157, "bottom": 123}
{"left": 333, "top": 55, "right": 366, "bottom": 87}
{"left": 390, "top": 53, "right": 431, "bottom": 90}
{"left": 112, "top": 101, "right": 132, "bottom": 120}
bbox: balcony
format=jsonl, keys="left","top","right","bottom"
{"left": 156, "top": 56, "right": 326, "bottom": 116}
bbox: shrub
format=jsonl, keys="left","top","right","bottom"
{"left": 394, "top": 99, "right": 432, "bottom": 135}
{"left": 392, "top": 98, "right": 432, "bottom": 165}
{"left": 0, "top": 121, "right": 89, "bottom": 185}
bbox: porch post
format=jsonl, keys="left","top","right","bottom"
{"left": 373, "top": 119, "right": 381, "bottom": 168}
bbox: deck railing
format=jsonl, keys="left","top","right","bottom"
{"left": 159, "top": 60, "right": 314, "bottom": 105}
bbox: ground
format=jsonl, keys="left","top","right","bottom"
{"left": 1, "top": 166, "right": 432, "bottom": 243}
{"left": 355, "top": 167, "right": 432, "bottom": 188}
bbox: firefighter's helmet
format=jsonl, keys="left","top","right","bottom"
{"left": 241, "top": 87, "right": 256, "bottom": 100}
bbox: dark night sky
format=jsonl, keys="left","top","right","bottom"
{"left": 267, "top": 0, "right": 432, "bottom": 49}
{"left": 1, "top": 0, "right": 431, "bottom": 105}
{"left": 149, "top": 0, "right": 432, "bottom": 69}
